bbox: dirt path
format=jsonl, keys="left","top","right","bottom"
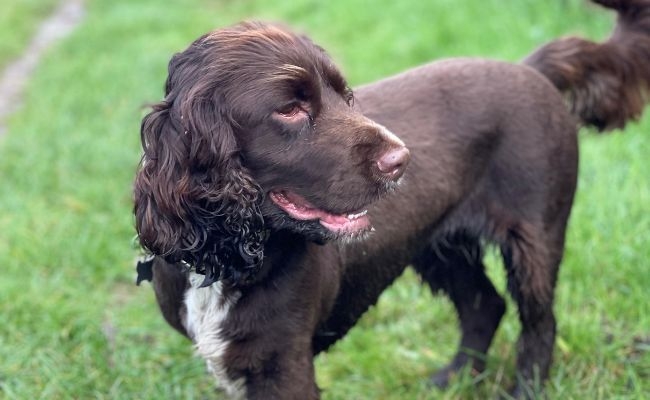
{"left": 0, "top": 0, "right": 85, "bottom": 136}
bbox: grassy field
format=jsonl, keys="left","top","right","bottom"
{"left": 0, "top": 0, "right": 648, "bottom": 399}
{"left": 0, "top": 0, "right": 60, "bottom": 69}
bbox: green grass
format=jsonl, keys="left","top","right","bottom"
{"left": 0, "top": 0, "right": 647, "bottom": 399}
{"left": 0, "top": 0, "right": 61, "bottom": 68}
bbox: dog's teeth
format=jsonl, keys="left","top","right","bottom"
{"left": 347, "top": 210, "right": 368, "bottom": 219}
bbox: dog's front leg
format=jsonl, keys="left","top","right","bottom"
{"left": 241, "top": 343, "right": 319, "bottom": 400}
{"left": 184, "top": 268, "right": 321, "bottom": 400}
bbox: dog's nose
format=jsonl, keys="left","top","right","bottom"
{"left": 376, "top": 146, "right": 410, "bottom": 180}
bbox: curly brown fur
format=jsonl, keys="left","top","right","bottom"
{"left": 134, "top": 30, "right": 267, "bottom": 287}
{"left": 524, "top": 0, "right": 650, "bottom": 131}
{"left": 136, "top": 3, "right": 649, "bottom": 399}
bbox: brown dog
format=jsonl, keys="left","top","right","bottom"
{"left": 134, "top": 1, "right": 650, "bottom": 398}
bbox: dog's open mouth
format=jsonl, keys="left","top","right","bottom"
{"left": 270, "top": 191, "right": 371, "bottom": 234}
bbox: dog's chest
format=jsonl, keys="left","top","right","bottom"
{"left": 184, "top": 273, "right": 245, "bottom": 399}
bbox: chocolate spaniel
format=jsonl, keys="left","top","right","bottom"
{"left": 134, "top": 1, "right": 650, "bottom": 398}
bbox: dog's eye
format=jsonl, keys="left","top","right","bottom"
{"left": 277, "top": 105, "right": 302, "bottom": 118}
{"left": 275, "top": 103, "right": 310, "bottom": 121}
{"left": 344, "top": 88, "right": 354, "bottom": 106}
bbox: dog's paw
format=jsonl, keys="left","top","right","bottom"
{"left": 429, "top": 358, "right": 483, "bottom": 389}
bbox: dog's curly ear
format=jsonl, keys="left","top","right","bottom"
{"left": 134, "top": 50, "right": 266, "bottom": 287}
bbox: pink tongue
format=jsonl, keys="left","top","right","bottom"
{"left": 270, "top": 191, "right": 371, "bottom": 234}
{"left": 270, "top": 192, "right": 321, "bottom": 220}
{"left": 286, "top": 205, "right": 324, "bottom": 220}
{"left": 320, "top": 214, "right": 349, "bottom": 224}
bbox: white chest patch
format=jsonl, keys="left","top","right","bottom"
{"left": 184, "top": 273, "right": 245, "bottom": 399}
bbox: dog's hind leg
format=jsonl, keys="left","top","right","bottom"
{"left": 412, "top": 234, "right": 506, "bottom": 388}
{"left": 500, "top": 222, "right": 564, "bottom": 398}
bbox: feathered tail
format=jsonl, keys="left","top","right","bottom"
{"left": 524, "top": 0, "right": 650, "bottom": 131}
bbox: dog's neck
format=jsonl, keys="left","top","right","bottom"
{"left": 245, "top": 230, "right": 311, "bottom": 285}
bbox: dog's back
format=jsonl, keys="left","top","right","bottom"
{"left": 325, "top": 54, "right": 580, "bottom": 347}
{"left": 322, "top": 1, "right": 650, "bottom": 395}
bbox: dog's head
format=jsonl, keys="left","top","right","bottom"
{"left": 134, "top": 22, "right": 409, "bottom": 287}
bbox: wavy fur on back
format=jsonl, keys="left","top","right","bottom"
{"left": 524, "top": 0, "right": 650, "bottom": 131}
